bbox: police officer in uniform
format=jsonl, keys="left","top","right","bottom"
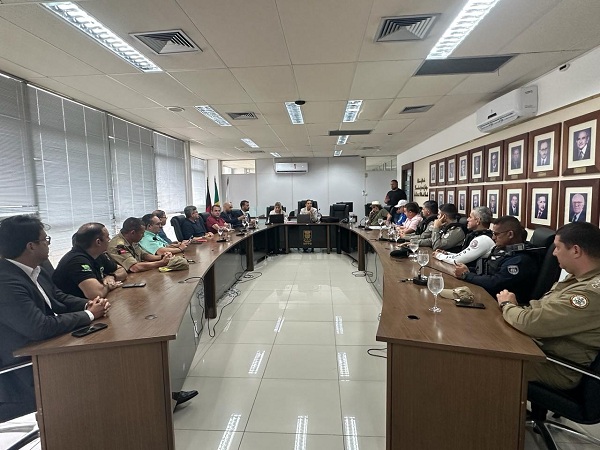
{"left": 434, "top": 206, "right": 495, "bottom": 267}
{"left": 497, "top": 222, "right": 600, "bottom": 389}
{"left": 412, "top": 200, "right": 438, "bottom": 240}
{"left": 412, "top": 203, "right": 466, "bottom": 252}
{"left": 453, "top": 216, "right": 538, "bottom": 303}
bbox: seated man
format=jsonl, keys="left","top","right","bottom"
{"left": 366, "top": 201, "right": 390, "bottom": 226}
{"left": 232, "top": 200, "right": 256, "bottom": 226}
{"left": 0, "top": 215, "right": 110, "bottom": 416}
{"left": 453, "top": 215, "right": 539, "bottom": 303}
{"left": 220, "top": 202, "right": 241, "bottom": 228}
{"left": 413, "top": 200, "right": 438, "bottom": 239}
{"left": 181, "top": 205, "right": 212, "bottom": 240}
{"left": 53, "top": 222, "right": 128, "bottom": 298}
{"left": 206, "top": 205, "right": 227, "bottom": 232}
{"left": 410, "top": 203, "right": 465, "bottom": 252}
{"left": 496, "top": 222, "right": 600, "bottom": 390}
{"left": 433, "top": 206, "right": 495, "bottom": 266}
{"left": 107, "top": 217, "right": 172, "bottom": 272}
{"left": 300, "top": 199, "right": 319, "bottom": 223}
{"left": 397, "top": 202, "right": 422, "bottom": 237}
{"left": 152, "top": 209, "right": 176, "bottom": 244}
{"left": 139, "top": 214, "right": 188, "bottom": 256}
{"left": 393, "top": 199, "right": 408, "bottom": 225}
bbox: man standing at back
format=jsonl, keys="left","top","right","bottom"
{"left": 0, "top": 215, "right": 109, "bottom": 417}
{"left": 384, "top": 180, "right": 407, "bottom": 212}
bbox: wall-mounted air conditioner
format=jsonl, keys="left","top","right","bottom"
{"left": 274, "top": 162, "right": 308, "bottom": 173}
{"left": 476, "top": 86, "right": 538, "bottom": 133}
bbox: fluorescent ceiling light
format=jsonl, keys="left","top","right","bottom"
{"left": 427, "top": 0, "right": 502, "bottom": 59}
{"left": 285, "top": 102, "right": 304, "bottom": 124}
{"left": 270, "top": 152, "right": 281, "bottom": 158}
{"left": 334, "top": 149, "right": 343, "bottom": 157}
{"left": 195, "top": 106, "right": 232, "bottom": 126}
{"left": 343, "top": 100, "right": 363, "bottom": 122}
{"left": 42, "top": 2, "right": 161, "bottom": 72}
{"left": 337, "top": 135, "right": 349, "bottom": 145}
{"left": 241, "top": 138, "right": 259, "bottom": 148}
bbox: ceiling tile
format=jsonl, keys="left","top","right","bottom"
{"left": 350, "top": 60, "right": 420, "bottom": 99}
{"left": 231, "top": 66, "right": 297, "bottom": 103}
{"left": 397, "top": 74, "right": 467, "bottom": 98}
{"left": 110, "top": 73, "right": 206, "bottom": 107}
{"left": 256, "top": 102, "right": 294, "bottom": 125}
{"left": 294, "top": 63, "right": 355, "bottom": 101}
{"left": 171, "top": 69, "right": 253, "bottom": 104}
{"left": 374, "top": 119, "right": 414, "bottom": 134}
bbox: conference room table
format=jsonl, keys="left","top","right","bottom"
{"left": 17, "top": 223, "right": 544, "bottom": 450}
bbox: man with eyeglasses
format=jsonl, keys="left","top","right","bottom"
{"left": 0, "top": 215, "right": 110, "bottom": 417}
{"left": 152, "top": 209, "right": 175, "bottom": 244}
{"left": 452, "top": 215, "right": 539, "bottom": 303}
{"left": 139, "top": 214, "right": 188, "bottom": 256}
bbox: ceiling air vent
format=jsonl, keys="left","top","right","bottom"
{"left": 227, "top": 112, "right": 258, "bottom": 120}
{"left": 130, "top": 30, "right": 201, "bottom": 54}
{"left": 400, "top": 105, "right": 433, "bottom": 114}
{"left": 328, "top": 130, "right": 372, "bottom": 136}
{"left": 247, "top": 150, "right": 264, "bottom": 154}
{"left": 376, "top": 15, "right": 439, "bottom": 42}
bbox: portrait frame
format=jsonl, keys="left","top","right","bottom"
{"left": 446, "top": 187, "right": 456, "bottom": 206}
{"left": 468, "top": 186, "right": 482, "bottom": 212}
{"left": 457, "top": 188, "right": 468, "bottom": 215}
{"left": 437, "top": 188, "right": 445, "bottom": 206}
{"left": 438, "top": 160, "right": 446, "bottom": 186}
{"left": 429, "top": 190, "right": 436, "bottom": 201}
{"left": 457, "top": 151, "right": 469, "bottom": 185}
{"left": 483, "top": 184, "right": 502, "bottom": 219}
{"left": 446, "top": 156, "right": 456, "bottom": 185}
{"left": 562, "top": 111, "right": 600, "bottom": 176}
{"left": 429, "top": 161, "right": 437, "bottom": 187}
{"left": 526, "top": 181, "right": 558, "bottom": 230}
{"left": 558, "top": 179, "right": 600, "bottom": 226}
{"left": 503, "top": 182, "right": 527, "bottom": 225}
{"left": 504, "top": 133, "right": 528, "bottom": 180}
{"left": 484, "top": 141, "right": 504, "bottom": 182}
{"left": 528, "top": 123, "right": 561, "bottom": 178}
{"left": 469, "top": 147, "right": 484, "bottom": 183}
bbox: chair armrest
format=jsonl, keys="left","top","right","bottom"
{"left": 546, "top": 355, "right": 600, "bottom": 382}
{"left": 0, "top": 361, "right": 32, "bottom": 376}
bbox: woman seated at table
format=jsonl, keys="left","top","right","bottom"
{"left": 269, "top": 202, "right": 288, "bottom": 221}
{"left": 299, "top": 199, "right": 318, "bottom": 223}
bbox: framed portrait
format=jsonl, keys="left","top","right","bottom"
{"left": 457, "top": 188, "right": 468, "bottom": 215}
{"left": 483, "top": 184, "right": 502, "bottom": 219}
{"left": 437, "top": 188, "right": 445, "bottom": 205}
{"left": 457, "top": 151, "right": 469, "bottom": 184}
{"left": 438, "top": 160, "right": 446, "bottom": 186}
{"left": 558, "top": 179, "right": 600, "bottom": 226}
{"left": 429, "top": 190, "right": 436, "bottom": 201}
{"left": 446, "top": 156, "right": 456, "bottom": 185}
{"left": 528, "top": 123, "right": 560, "bottom": 178}
{"left": 484, "top": 141, "right": 503, "bottom": 182}
{"left": 468, "top": 187, "right": 482, "bottom": 212}
{"left": 469, "top": 147, "right": 484, "bottom": 183}
{"left": 562, "top": 111, "right": 600, "bottom": 176}
{"left": 504, "top": 183, "right": 527, "bottom": 225}
{"left": 526, "top": 181, "right": 558, "bottom": 230}
{"left": 504, "top": 133, "right": 528, "bottom": 180}
{"left": 429, "top": 161, "right": 437, "bottom": 187}
{"left": 446, "top": 187, "right": 456, "bottom": 206}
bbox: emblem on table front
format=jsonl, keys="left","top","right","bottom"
{"left": 303, "top": 230, "right": 312, "bottom": 246}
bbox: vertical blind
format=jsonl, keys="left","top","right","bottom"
{"left": 191, "top": 156, "right": 207, "bottom": 211}
{"left": 154, "top": 133, "right": 186, "bottom": 213}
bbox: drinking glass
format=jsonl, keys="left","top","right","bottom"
{"left": 217, "top": 226, "right": 224, "bottom": 240}
{"left": 378, "top": 218, "right": 384, "bottom": 227}
{"left": 388, "top": 227, "right": 397, "bottom": 247}
{"left": 241, "top": 216, "right": 248, "bottom": 232}
{"left": 408, "top": 238, "right": 419, "bottom": 261}
{"left": 416, "top": 250, "right": 429, "bottom": 279}
{"left": 427, "top": 272, "right": 444, "bottom": 313}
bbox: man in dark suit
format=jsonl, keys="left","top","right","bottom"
{"left": 534, "top": 195, "right": 548, "bottom": 220}
{"left": 509, "top": 195, "right": 519, "bottom": 216}
{"left": 510, "top": 147, "right": 522, "bottom": 170}
{"left": 570, "top": 194, "right": 587, "bottom": 222}
{"left": 537, "top": 139, "right": 551, "bottom": 167}
{"left": 574, "top": 129, "right": 591, "bottom": 161}
{"left": 0, "top": 215, "right": 109, "bottom": 418}
{"left": 489, "top": 152, "right": 499, "bottom": 173}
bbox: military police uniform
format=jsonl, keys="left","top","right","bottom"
{"left": 502, "top": 267, "right": 600, "bottom": 389}
{"left": 435, "top": 229, "right": 495, "bottom": 266}
{"left": 418, "top": 222, "right": 466, "bottom": 252}
{"left": 107, "top": 233, "right": 151, "bottom": 271}
{"left": 462, "top": 244, "right": 539, "bottom": 303}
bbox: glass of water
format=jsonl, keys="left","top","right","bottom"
{"left": 427, "top": 272, "right": 444, "bottom": 313}
{"left": 408, "top": 238, "right": 419, "bottom": 261}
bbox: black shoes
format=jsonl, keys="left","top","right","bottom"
{"left": 172, "top": 390, "right": 198, "bottom": 406}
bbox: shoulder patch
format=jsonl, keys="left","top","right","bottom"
{"left": 470, "top": 240, "right": 479, "bottom": 248}
{"left": 591, "top": 278, "right": 600, "bottom": 289}
{"left": 80, "top": 264, "right": 92, "bottom": 272}
{"left": 570, "top": 295, "right": 589, "bottom": 309}
{"left": 507, "top": 265, "right": 519, "bottom": 275}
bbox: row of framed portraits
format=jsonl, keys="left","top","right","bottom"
{"left": 429, "top": 110, "right": 600, "bottom": 186}
{"left": 428, "top": 179, "right": 600, "bottom": 230}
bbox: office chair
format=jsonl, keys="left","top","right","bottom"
{"left": 199, "top": 212, "right": 210, "bottom": 225}
{"left": 336, "top": 201, "right": 353, "bottom": 213}
{"left": 329, "top": 203, "right": 349, "bottom": 221}
{"left": 458, "top": 215, "right": 468, "bottom": 227}
{"left": 170, "top": 215, "right": 186, "bottom": 241}
{"left": 528, "top": 227, "right": 561, "bottom": 301}
{"left": 528, "top": 352, "right": 600, "bottom": 450}
{"left": 0, "top": 362, "right": 39, "bottom": 450}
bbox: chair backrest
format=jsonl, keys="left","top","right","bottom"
{"left": 336, "top": 201, "right": 353, "bottom": 213}
{"left": 298, "top": 200, "right": 318, "bottom": 213}
{"left": 199, "top": 212, "right": 210, "bottom": 225}
{"left": 266, "top": 205, "right": 286, "bottom": 216}
{"left": 581, "top": 352, "right": 600, "bottom": 420}
{"left": 530, "top": 226, "right": 556, "bottom": 248}
{"left": 458, "top": 215, "right": 468, "bottom": 227}
{"left": 329, "top": 203, "right": 349, "bottom": 220}
{"left": 528, "top": 226, "right": 560, "bottom": 301}
{"left": 170, "top": 215, "right": 186, "bottom": 241}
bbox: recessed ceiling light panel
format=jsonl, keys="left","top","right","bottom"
{"left": 241, "top": 138, "right": 259, "bottom": 148}
{"left": 343, "top": 100, "right": 363, "bottom": 123}
{"left": 195, "top": 105, "right": 231, "bottom": 126}
{"left": 284, "top": 102, "right": 304, "bottom": 124}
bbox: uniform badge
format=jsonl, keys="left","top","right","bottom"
{"left": 470, "top": 240, "right": 479, "bottom": 248}
{"left": 80, "top": 264, "right": 92, "bottom": 272}
{"left": 570, "top": 295, "right": 589, "bottom": 309}
{"left": 591, "top": 278, "right": 600, "bottom": 289}
{"left": 507, "top": 265, "right": 519, "bottom": 275}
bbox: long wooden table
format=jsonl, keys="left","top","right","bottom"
{"left": 17, "top": 224, "right": 544, "bottom": 450}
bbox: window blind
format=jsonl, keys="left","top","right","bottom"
{"left": 154, "top": 132, "right": 186, "bottom": 213}
{"left": 190, "top": 156, "right": 206, "bottom": 210}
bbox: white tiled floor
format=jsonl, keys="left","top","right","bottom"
{"left": 3, "top": 253, "right": 599, "bottom": 450}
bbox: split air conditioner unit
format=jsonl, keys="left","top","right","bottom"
{"left": 274, "top": 162, "right": 308, "bottom": 173}
{"left": 476, "top": 86, "right": 538, "bottom": 133}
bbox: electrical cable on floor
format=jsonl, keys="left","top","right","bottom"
{"left": 367, "top": 347, "right": 387, "bottom": 359}
{"left": 207, "top": 288, "right": 240, "bottom": 337}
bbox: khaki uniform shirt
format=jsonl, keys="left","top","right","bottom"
{"left": 503, "top": 267, "right": 600, "bottom": 389}
{"left": 107, "top": 233, "right": 151, "bottom": 272}
{"left": 419, "top": 223, "right": 465, "bottom": 251}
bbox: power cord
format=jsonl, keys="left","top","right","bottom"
{"left": 367, "top": 347, "right": 387, "bottom": 359}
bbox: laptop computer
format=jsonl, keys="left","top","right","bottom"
{"left": 297, "top": 214, "right": 312, "bottom": 224}
{"left": 267, "top": 213, "right": 284, "bottom": 224}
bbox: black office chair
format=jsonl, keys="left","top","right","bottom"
{"left": 528, "top": 353, "right": 600, "bottom": 450}
{"left": 528, "top": 227, "right": 561, "bottom": 301}
{"left": 329, "top": 203, "right": 349, "bottom": 221}
{"left": 297, "top": 200, "right": 318, "bottom": 213}
{"left": 199, "top": 212, "right": 210, "bottom": 226}
{"left": 170, "top": 215, "right": 186, "bottom": 241}
{"left": 266, "top": 205, "right": 286, "bottom": 216}
{"left": 458, "top": 215, "right": 468, "bottom": 227}
{"left": 0, "top": 362, "right": 39, "bottom": 450}
{"left": 336, "top": 201, "right": 353, "bottom": 213}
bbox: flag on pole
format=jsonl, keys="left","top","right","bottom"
{"left": 225, "top": 176, "right": 230, "bottom": 203}
{"left": 205, "top": 177, "right": 212, "bottom": 212}
{"left": 213, "top": 176, "right": 220, "bottom": 206}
